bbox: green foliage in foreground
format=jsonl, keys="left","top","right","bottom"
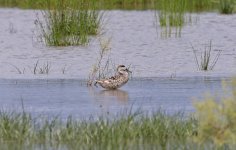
{"left": 0, "top": 111, "right": 196, "bottom": 150}
{"left": 0, "top": 107, "right": 235, "bottom": 149}
{"left": 194, "top": 78, "right": 236, "bottom": 146}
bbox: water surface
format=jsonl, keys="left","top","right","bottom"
{"left": 0, "top": 9, "right": 235, "bottom": 119}
{"left": 0, "top": 9, "right": 235, "bottom": 79}
{"left": 0, "top": 77, "right": 226, "bottom": 119}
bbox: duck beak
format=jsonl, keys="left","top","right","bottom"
{"left": 126, "top": 68, "right": 132, "bottom": 73}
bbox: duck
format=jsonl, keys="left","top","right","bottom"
{"left": 94, "top": 65, "right": 132, "bottom": 90}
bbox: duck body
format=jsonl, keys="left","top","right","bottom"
{"left": 94, "top": 65, "right": 131, "bottom": 90}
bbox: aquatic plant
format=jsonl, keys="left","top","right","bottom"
{"left": 61, "top": 65, "right": 67, "bottom": 74}
{"left": 191, "top": 41, "right": 221, "bottom": 71}
{"left": 8, "top": 22, "right": 17, "bottom": 34}
{"left": 156, "top": 0, "right": 188, "bottom": 38}
{"left": 0, "top": 0, "right": 217, "bottom": 10}
{"left": 32, "top": 60, "right": 51, "bottom": 74}
{"left": 87, "top": 36, "right": 112, "bottom": 86}
{"left": 219, "top": 0, "right": 235, "bottom": 14}
{"left": 186, "top": 0, "right": 213, "bottom": 12}
{"left": 194, "top": 78, "right": 236, "bottom": 147}
{"left": 36, "top": 0, "right": 102, "bottom": 46}
{"left": 0, "top": 109, "right": 197, "bottom": 150}
{"left": 9, "top": 64, "right": 25, "bottom": 74}
{"left": 155, "top": 0, "right": 215, "bottom": 38}
{"left": 0, "top": 0, "right": 157, "bottom": 9}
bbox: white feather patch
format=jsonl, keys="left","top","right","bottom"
{"left": 104, "top": 80, "right": 110, "bottom": 84}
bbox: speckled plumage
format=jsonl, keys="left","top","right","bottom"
{"left": 94, "top": 65, "right": 131, "bottom": 90}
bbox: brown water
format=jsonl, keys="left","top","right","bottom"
{"left": 0, "top": 9, "right": 235, "bottom": 79}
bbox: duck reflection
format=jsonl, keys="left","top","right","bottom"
{"left": 98, "top": 89, "right": 129, "bottom": 102}
{"left": 88, "top": 87, "right": 129, "bottom": 103}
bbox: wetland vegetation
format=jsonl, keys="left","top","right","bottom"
{"left": 191, "top": 41, "right": 222, "bottom": 71}
{"left": 2, "top": 0, "right": 235, "bottom": 43}
{"left": 35, "top": 0, "right": 102, "bottom": 46}
{"left": 0, "top": 0, "right": 234, "bottom": 12}
{"left": 0, "top": 0, "right": 235, "bottom": 149}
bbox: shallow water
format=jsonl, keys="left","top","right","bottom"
{"left": 0, "top": 9, "right": 235, "bottom": 79}
{"left": 0, "top": 77, "right": 227, "bottom": 118}
{"left": 0, "top": 9, "right": 235, "bottom": 119}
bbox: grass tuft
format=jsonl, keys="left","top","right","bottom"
{"left": 32, "top": 60, "right": 51, "bottom": 74}
{"left": 0, "top": 110, "right": 197, "bottom": 150}
{"left": 87, "top": 36, "right": 112, "bottom": 86}
{"left": 219, "top": 0, "right": 235, "bottom": 14}
{"left": 191, "top": 40, "right": 222, "bottom": 71}
{"left": 35, "top": 0, "right": 102, "bottom": 46}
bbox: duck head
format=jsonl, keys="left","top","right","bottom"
{"left": 117, "top": 65, "right": 132, "bottom": 75}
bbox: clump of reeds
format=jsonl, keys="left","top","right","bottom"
{"left": 191, "top": 40, "right": 222, "bottom": 71}
{"left": 36, "top": 0, "right": 102, "bottom": 46}
{"left": 9, "top": 64, "right": 25, "bottom": 74}
{"left": 155, "top": 0, "right": 214, "bottom": 38}
{"left": 186, "top": 0, "right": 213, "bottom": 12}
{"left": 219, "top": 0, "right": 235, "bottom": 14}
{"left": 87, "top": 36, "right": 112, "bottom": 86}
{"left": 156, "top": 0, "right": 187, "bottom": 38}
{"left": 32, "top": 60, "right": 51, "bottom": 74}
{"left": 8, "top": 61, "right": 70, "bottom": 75}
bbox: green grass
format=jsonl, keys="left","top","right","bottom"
{"left": 35, "top": 0, "right": 102, "bottom": 46}
{"left": 191, "top": 41, "right": 221, "bottom": 71}
{"left": 156, "top": 0, "right": 214, "bottom": 38}
{"left": 1, "top": 0, "right": 233, "bottom": 41}
{"left": 0, "top": 0, "right": 222, "bottom": 11}
{"left": 156, "top": 0, "right": 186, "bottom": 38}
{"left": 0, "top": 0, "right": 157, "bottom": 9}
{"left": 0, "top": 109, "right": 234, "bottom": 150}
{"left": 219, "top": 0, "right": 235, "bottom": 14}
{"left": 0, "top": 0, "right": 234, "bottom": 15}
{"left": 0, "top": 110, "right": 196, "bottom": 150}
{"left": 194, "top": 78, "right": 236, "bottom": 147}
